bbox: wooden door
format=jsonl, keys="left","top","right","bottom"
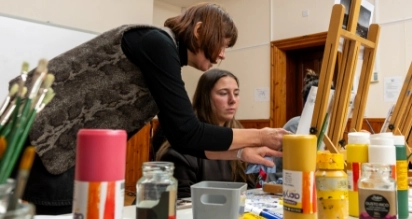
{"left": 285, "top": 46, "right": 325, "bottom": 122}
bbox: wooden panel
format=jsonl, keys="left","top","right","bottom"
{"left": 125, "top": 123, "right": 151, "bottom": 193}
{"left": 239, "top": 119, "right": 270, "bottom": 129}
{"left": 270, "top": 45, "right": 287, "bottom": 128}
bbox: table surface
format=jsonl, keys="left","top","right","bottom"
{"left": 34, "top": 205, "right": 412, "bottom": 219}
{"left": 34, "top": 188, "right": 412, "bottom": 219}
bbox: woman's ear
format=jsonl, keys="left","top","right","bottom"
{"left": 193, "top": 21, "right": 202, "bottom": 39}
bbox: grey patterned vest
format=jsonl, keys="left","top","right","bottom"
{"left": 12, "top": 25, "right": 176, "bottom": 175}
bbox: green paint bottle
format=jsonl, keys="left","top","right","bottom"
{"left": 394, "top": 135, "right": 409, "bottom": 219}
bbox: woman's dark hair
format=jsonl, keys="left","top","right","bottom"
{"left": 192, "top": 69, "right": 239, "bottom": 126}
{"left": 302, "top": 69, "right": 319, "bottom": 104}
{"left": 164, "top": 3, "right": 238, "bottom": 63}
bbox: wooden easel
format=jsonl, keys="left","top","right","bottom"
{"left": 310, "top": 0, "right": 380, "bottom": 153}
{"left": 385, "top": 63, "right": 412, "bottom": 152}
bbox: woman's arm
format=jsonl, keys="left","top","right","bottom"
{"left": 231, "top": 128, "right": 289, "bottom": 150}
{"left": 205, "top": 146, "right": 283, "bottom": 167}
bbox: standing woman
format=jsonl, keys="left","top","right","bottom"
{"left": 15, "top": 3, "right": 288, "bottom": 214}
{"left": 156, "top": 69, "right": 263, "bottom": 198}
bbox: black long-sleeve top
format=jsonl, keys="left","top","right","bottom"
{"left": 121, "top": 28, "right": 233, "bottom": 155}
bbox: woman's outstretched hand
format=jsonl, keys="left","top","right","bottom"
{"left": 260, "top": 128, "right": 291, "bottom": 151}
{"left": 240, "top": 146, "right": 282, "bottom": 167}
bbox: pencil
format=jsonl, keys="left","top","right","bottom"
{"left": 7, "top": 146, "right": 36, "bottom": 211}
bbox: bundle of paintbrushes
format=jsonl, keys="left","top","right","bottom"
{"left": 0, "top": 59, "right": 55, "bottom": 184}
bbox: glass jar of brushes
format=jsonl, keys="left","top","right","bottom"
{"left": 135, "top": 162, "right": 177, "bottom": 219}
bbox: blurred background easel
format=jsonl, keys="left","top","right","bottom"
{"left": 384, "top": 63, "right": 412, "bottom": 154}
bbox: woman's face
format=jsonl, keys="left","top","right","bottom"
{"left": 210, "top": 76, "right": 240, "bottom": 126}
{"left": 187, "top": 39, "right": 230, "bottom": 71}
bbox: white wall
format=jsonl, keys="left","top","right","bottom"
{"left": 1, "top": 0, "right": 411, "bottom": 120}
{"left": 153, "top": 0, "right": 181, "bottom": 27}
{"left": 368, "top": 0, "right": 412, "bottom": 118}
{"left": 271, "top": 0, "right": 334, "bottom": 40}
{"left": 0, "top": 0, "right": 154, "bottom": 33}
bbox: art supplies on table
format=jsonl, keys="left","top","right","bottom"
{"left": 315, "top": 151, "right": 348, "bottom": 219}
{"left": 358, "top": 163, "right": 397, "bottom": 219}
{"left": 282, "top": 135, "right": 317, "bottom": 219}
{"left": 72, "top": 129, "right": 127, "bottom": 219}
{"left": 0, "top": 59, "right": 55, "bottom": 184}
{"left": 136, "top": 162, "right": 177, "bottom": 219}
{"left": 176, "top": 198, "right": 192, "bottom": 210}
{"left": 0, "top": 59, "right": 55, "bottom": 217}
{"left": 346, "top": 132, "right": 370, "bottom": 217}
{"left": 244, "top": 189, "right": 283, "bottom": 219}
{"left": 191, "top": 181, "right": 246, "bottom": 219}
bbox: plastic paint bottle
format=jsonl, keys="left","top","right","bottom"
{"left": 315, "top": 151, "right": 348, "bottom": 219}
{"left": 368, "top": 134, "right": 396, "bottom": 180}
{"left": 282, "top": 135, "right": 317, "bottom": 219}
{"left": 394, "top": 135, "right": 409, "bottom": 219}
{"left": 72, "top": 129, "right": 127, "bottom": 219}
{"left": 346, "top": 132, "right": 369, "bottom": 217}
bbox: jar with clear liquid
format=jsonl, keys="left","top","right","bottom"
{"left": 135, "top": 162, "right": 177, "bottom": 219}
{"left": 358, "top": 163, "right": 397, "bottom": 219}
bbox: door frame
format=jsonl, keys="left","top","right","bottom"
{"left": 270, "top": 31, "right": 328, "bottom": 128}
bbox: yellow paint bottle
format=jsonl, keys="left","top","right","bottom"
{"left": 346, "top": 132, "right": 369, "bottom": 217}
{"left": 283, "top": 135, "right": 317, "bottom": 219}
{"left": 316, "top": 151, "right": 348, "bottom": 219}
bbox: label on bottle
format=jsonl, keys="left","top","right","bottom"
{"left": 396, "top": 160, "right": 408, "bottom": 190}
{"left": 283, "top": 170, "right": 316, "bottom": 214}
{"left": 316, "top": 177, "right": 348, "bottom": 219}
{"left": 347, "top": 162, "right": 361, "bottom": 192}
{"left": 72, "top": 180, "right": 125, "bottom": 219}
{"left": 358, "top": 189, "right": 397, "bottom": 219}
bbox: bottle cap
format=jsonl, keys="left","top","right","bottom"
{"left": 393, "top": 135, "right": 405, "bottom": 145}
{"left": 348, "top": 132, "right": 370, "bottom": 144}
{"left": 316, "top": 151, "right": 344, "bottom": 169}
{"left": 75, "top": 129, "right": 127, "bottom": 181}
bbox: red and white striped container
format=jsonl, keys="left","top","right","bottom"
{"left": 72, "top": 129, "right": 126, "bottom": 219}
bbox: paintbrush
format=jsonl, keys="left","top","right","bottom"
{"left": 0, "top": 87, "right": 27, "bottom": 138}
{"left": 0, "top": 60, "right": 49, "bottom": 183}
{"left": 31, "top": 73, "right": 55, "bottom": 111}
{"left": 6, "top": 62, "right": 30, "bottom": 133}
{"left": 0, "top": 84, "right": 19, "bottom": 118}
{"left": 0, "top": 88, "right": 55, "bottom": 183}
{"left": 18, "top": 59, "right": 48, "bottom": 126}
{"left": 6, "top": 146, "right": 36, "bottom": 211}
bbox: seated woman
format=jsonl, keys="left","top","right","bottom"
{"left": 156, "top": 68, "right": 257, "bottom": 198}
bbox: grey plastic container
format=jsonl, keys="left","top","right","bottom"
{"left": 190, "top": 181, "right": 247, "bottom": 219}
